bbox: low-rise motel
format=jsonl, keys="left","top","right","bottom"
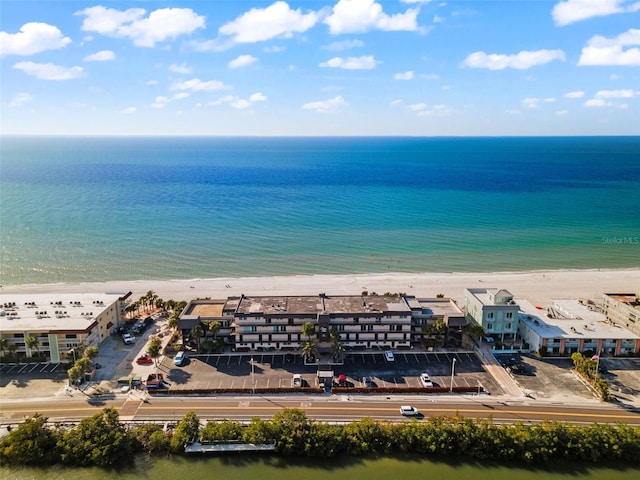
{"left": 0, "top": 292, "right": 130, "bottom": 362}
{"left": 178, "top": 293, "right": 466, "bottom": 352}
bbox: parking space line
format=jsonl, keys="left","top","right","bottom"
{"left": 39, "top": 363, "right": 50, "bottom": 372}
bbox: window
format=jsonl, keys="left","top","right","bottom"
{"left": 487, "top": 312, "right": 494, "bottom": 319}
{"left": 506, "top": 312, "right": 513, "bottom": 319}
{"left": 505, "top": 322, "right": 512, "bottom": 330}
{"left": 487, "top": 322, "right": 493, "bottom": 330}
{"left": 65, "top": 334, "right": 77, "bottom": 339}
{"left": 13, "top": 333, "right": 24, "bottom": 338}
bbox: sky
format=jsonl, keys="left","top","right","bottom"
{"left": 0, "top": 0, "right": 639, "bottom": 136}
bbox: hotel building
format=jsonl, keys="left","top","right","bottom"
{"left": 0, "top": 292, "right": 130, "bottom": 362}
{"left": 518, "top": 299, "right": 640, "bottom": 356}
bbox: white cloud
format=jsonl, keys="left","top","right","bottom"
{"left": 0, "top": 22, "right": 71, "bottom": 56}
{"left": 551, "top": 0, "right": 638, "bottom": 27}
{"left": 76, "top": 6, "right": 205, "bottom": 47}
{"left": 390, "top": 99, "right": 404, "bottom": 106}
{"left": 433, "top": 15, "right": 445, "bottom": 23}
{"left": 324, "top": 0, "right": 420, "bottom": 34}
{"left": 394, "top": 70, "right": 414, "bottom": 80}
{"left": 578, "top": 29, "right": 640, "bottom": 66}
{"left": 173, "top": 92, "right": 190, "bottom": 100}
{"left": 302, "top": 95, "right": 347, "bottom": 113}
{"left": 419, "top": 73, "right": 440, "bottom": 80}
{"left": 171, "top": 78, "right": 227, "bottom": 92}
{"left": 147, "top": 79, "right": 158, "bottom": 85}
{"left": 13, "top": 61, "right": 83, "bottom": 80}
{"left": 219, "top": 1, "right": 320, "bottom": 43}
{"left": 555, "top": 110, "right": 569, "bottom": 115}
{"left": 408, "top": 103, "right": 454, "bottom": 116}
{"left": 9, "top": 92, "right": 33, "bottom": 107}
{"left": 122, "top": 106, "right": 137, "bottom": 114}
{"left": 564, "top": 90, "right": 585, "bottom": 98}
{"left": 210, "top": 93, "right": 267, "bottom": 109}
{"left": 595, "top": 89, "right": 635, "bottom": 98}
{"left": 169, "top": 63, "right": 192, "bottom": 74}
{"left": 522, "top": 97, "right": 556, "bottom": 108}
{"left": 264, "top": 45, "right": 284, "bottom": 53}
{"left": 408, "top": 103, "right": 427, "bottom": 111}
{"left": 229, "top": 54, "right": 258, "bottom": 69}
{"left": 584, "top": 99, "right": 608, "bottom": 107}
{"left": 462, "top": 49, "right": 566, "bottom": 70}
{"left": 319, "top": 55, "right": 378, "bottom": 69}
{"left": 84, "top": 50, "right": 115, "bottom": 62}
{"left": 323, "top": 39, "right": 365, "bottom": 51}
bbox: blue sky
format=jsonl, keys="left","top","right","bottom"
{"left": 1, "top": 0, "right": 639, "bottom": 136}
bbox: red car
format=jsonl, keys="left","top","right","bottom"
{"left": 136, "top": 355, "right": 153, "bottom": 365}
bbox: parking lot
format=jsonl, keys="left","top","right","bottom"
{"left": 153, "top": 350, "right": 504, "bottom": 394}
{"left": 494, "top": 353, "right": 640, "bottom": 405}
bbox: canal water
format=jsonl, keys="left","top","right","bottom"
{"left": 2, "top": 455, "right": 638, "bottom": 479}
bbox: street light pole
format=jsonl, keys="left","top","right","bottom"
{"left": 250, "top": 356, "right": 255, "bottom": 394}
{"left": 450, "top": 357, "right": 456, "bottom": 393}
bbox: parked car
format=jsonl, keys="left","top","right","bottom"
{"left": 362, "top": 376, "right": 373, "bottom": 388}
{"left": 420, "top": 373, "right": 434, "bottom": 387}
{"left": 292, "top": 374, "right": 302, "bottom": 387}
{"left": 400, "top": 405, "right": 419, "bottom": 416}
{"left": 384, "top": 350, "right": 395, "bottom": 362}
{"left": 136, "top": 355, "right": 153, "bottom": 365}
{"left": 174, "top": 350, "right": 186, "bottom": 366}
{"left": 122, "top": 333, "right": 135, "bottom": 344}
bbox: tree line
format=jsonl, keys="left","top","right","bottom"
{"left": 2, "top": 407, "right": 639, "bottom": 467}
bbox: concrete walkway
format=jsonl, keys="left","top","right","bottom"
{"left": 477, "top": 343, "right": 524, "bottom": 398}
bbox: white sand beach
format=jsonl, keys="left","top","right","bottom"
{"left": 1, "top": 268, "right": 639, "bottom": 306}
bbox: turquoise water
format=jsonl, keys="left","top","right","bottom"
{"left": 1, "top": 136, "right": 639, "bottom": 285}
{"left": 2, "top": 455, "right": 639, "bottom": 480}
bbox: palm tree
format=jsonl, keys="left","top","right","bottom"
{"left": 0, "top": 337, "right": 7, "bottom": 357}
{"left": 25, "top": 335, "right": 40, "bottom": 358}
{"left": 301, "top": 321, "right": 315, "bottom": 342}
{"left": 191, "top": 324, "right": 204, "bottom": 352}
{"left": 330, "top": 328, "right": 345, "bottom": 363}
{"left": 301, "top": 340, "right": 319, "bottom": 363}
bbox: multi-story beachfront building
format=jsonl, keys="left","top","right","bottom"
{"left": 518, "top": 299, "right": 640, "bottom": 356}
{"left": 464, "top": 288, "right": 520, "bottom": 341}
{"left": 0, "top": 292, "right": 130, "bottom": 362}
{"left": 179, "top": 293, "right": 414, "bottom": 352}
{"left": 601, "top": 293, "right": 640, "bottom": 337}
{"left": 177, "top": 293, "right": 469, "bottom": 352}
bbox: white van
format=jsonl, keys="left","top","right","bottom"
{"left": 174, "top": 351, "right": 186, "bottom": 366}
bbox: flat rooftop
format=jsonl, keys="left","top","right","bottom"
{"left": 466, "top": 288, "right": 518, "bottom": 307}
{"left": 184, "top": 300, "right": 225, "bottom": 317}
{"left": 410, "top": 298, "right": 463, "bottom": 316}
{"left": 0, "top": 292, "right": 123, "bottom": 333}
{"left": 604, "top": 293, "right": 640, "bottom": 310}
{"left": 519, "top": 299, "right": 639, "bottom": 340}
{"left": 230, "top": 294, "right": 411, "bottom": 316}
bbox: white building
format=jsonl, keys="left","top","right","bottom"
{"left": 0, "top": 292, "right": 129, "bottom": 362}
{"left": 518, "top": 299, "right": 640, "bottom": 356}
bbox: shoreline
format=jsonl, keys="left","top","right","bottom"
{"left": 2, "top": 267, "right": 639, "bottom": 306}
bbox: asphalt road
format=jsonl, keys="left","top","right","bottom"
{"left": 2, "top": 393, "right": 639, "bottom": 427}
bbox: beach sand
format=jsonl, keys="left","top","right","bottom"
{"left": 2, "top": 268, "right": 639, "bottom": 306}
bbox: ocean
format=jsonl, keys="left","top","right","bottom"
{"left": 1, "top": 136, "right": 639, "bottom": 286}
